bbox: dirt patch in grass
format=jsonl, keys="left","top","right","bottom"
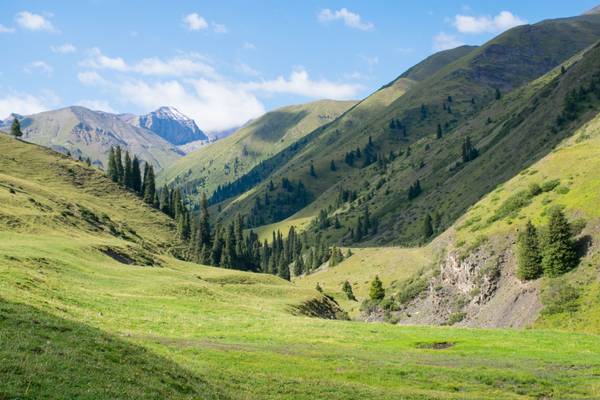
{"left": 414, "top": 341, "right": 455, "bottom": 350}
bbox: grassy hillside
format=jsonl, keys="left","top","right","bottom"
{"left": 14, "top": 106, "right": 183, "bottom": 171}
{"left": 160, "top": 99, "right": 356, "bottom": 199}
{"left": 4, "top": 136, "right": 600, "bottom": 398}
{"left": 214, "top": 14, "right": 600, "bottom": 247}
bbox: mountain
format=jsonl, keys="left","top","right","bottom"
{"left": 297, "top": 40, "right": 600, "bottom": 330}
{"left": 2, "top": 129, "right": 600, "bottom": 399}
{"left": 123, "top": 106, "right": 208, "bottom": 145}
{"left": 208, "top": 13, "right": 600, "bottom": 242}
{"left": 5, "top": 106, "right": 183, "bottom": 170}
{"left": 160, "top": 99, "right": 357, "bottom": 198}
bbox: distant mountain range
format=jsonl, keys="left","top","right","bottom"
{"left": 119, "top": 106, "right": 208, "bottom": 145}
{"left": 0, "top": 106, "right": 222, "bottom": 170}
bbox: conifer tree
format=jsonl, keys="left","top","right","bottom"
{"left": 309, "top": 162, "right": 317, "bottom": 177}
{"left": 142, "top": 163, "right": 156, "bottom": 205}
{"left": 436, "top": 124, "right": 443, "bottom": 139}
{"left": 342, "top": 280, "right": 356, "bottom": 301}
{"left": 330, "top": 159, "right": 336, "bottom": 171}
{"left": 131, "top": 156, "right": 142, "bottom": 194}
{"left": 10, "top": 118, "right": 23, "bottom": 138}
{"left": 422, "top": 214, "right": 433, "bottom": 240}
{"left": 107, "top": 147, "right": 119, "bottom": 182}
{"left": 541, "top": 209, "right": 577, "bottom": 277}
{"left": 198, "top": 192, "right": 211, "bottom": 245}
{"left": 516, "top": 220, "right": 542, "bottom": 280}
{"left": 115, "top": 146, "right": 124, "bottom": 183}
{"left": 85, "top": 157, "right": 91, "bottom": 167}
{"left": 123, "top": 152, "right": 133, "bottom": 189}
{"left": 369, "top": 275, "right": 385, "bottom": 301}
{"left": 495, "top": 88, "right": 501, "bottom": 100}
{"left": 293, "top": 254, "right": 304, "bottom": 277}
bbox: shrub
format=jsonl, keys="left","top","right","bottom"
{"left": 540, "top": 179, "right": 560, "bottom": 192}
{"left": 488, "top": 190, "right": 532, "bottom": 223}
{"left": 541, "top": 279, "right": 580, "bottom": 315}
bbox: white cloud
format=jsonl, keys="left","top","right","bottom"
{"left": 0, "top": 24, "right": 15, "bottom": 33}
{"left": 51, "top": 43, "right": 76, "bottom": 54}
{"left": 80, "top": 47, "right": 128, "bottom": 71}
{"left": 454, "top": 11, "right": 526, "bottom": 34}
{"left": 15, "top": 11, "right": 56, "bottom": 32}
{"left": 212, "top": 22, "right": 227, "bottom": 33}
{"left": 243, "top": 42, "right": 256, "bottom": 50}
{"left": 0, "top": 91, "right": 58, "bottom": 119}
{"left": 80, "top": 49, "right": 218, "bottom": 78}
{"left": 433, "top": 32, "right": 465, "bottom": 51}
{"left": 24, "top": 61, "right": 53, "bottom": 76}
{"left": 183, "top": 13, "right": 208, "bottom": 31}
{"left": 77, "top": 99, "right": 116, "bottom": 113}
{"left": 77, "top": 70, "right": 108, "bottom": 86}
{"left": 119, "top": 79, "right": 265, "bottom": 133}
{"left": 318, "top": 8, "right": 374, "bottom": 31}
{"left": 242, "top": 67, "right": 363, "bottom": 99}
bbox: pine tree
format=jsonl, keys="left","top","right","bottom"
{"left": 115, "top": 146, "right": 124, "bottom": 183}
{"left": 309, "top": 162, "right": 317, "bottom": 177}
{"left": 10, "top": 118, "right": 23, "bottom": 138}
{"left": 422, "top": 214, "right": 433, "bottom": 240}
{"left": 123, "top": 152, "right": 133, "bottom": 189}
{"left": 293, "top": 254, "right": 304, "bottom": 277}
{"left": 107, "top": 147, "right": 119, "bottom": 182}
{"left": 436, "top": 124, "right": 443, "bottom": 139}
{"left": 198, "top": 192, "right": 211, "bottom": 245}
{"left": 85, "top": 157, "right": 91, "bottom": 167}
{"left": 369, "top": 275, "right": 385, "bottom": 301}
{"left": 131, "top": 156, "right": 142, "bottom": 194}
{"left": 541, "top": 209, "right": 577, "bottom": 277}
{"left": 495, "top": 88, "right": 501, "bottom": 100}
{"left": 330, "top": 159, "right": 336, "bottom": 171}
{"left": 516, "top": 220, "right": 542, "bottom": 280}
{"left": 143, "top": 163, "right": 156, "bottom": 205}
{"left": 342, "top": 280, "right": 356, "bottom": 301}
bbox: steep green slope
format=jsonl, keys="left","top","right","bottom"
{"left": 215, "top": 14, "right": 600, "bottom": 245}
{"left": 5, "top": 135, "right": 600, "bottom": 399}
{"left": 160, "top": 99, "right": 356, "bottom": 198}
{"left": 14, "top": 106, "right": 183, "bottom": 171}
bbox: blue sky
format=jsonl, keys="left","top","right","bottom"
{"left": 0, "top": 0, "right": 596, "bottom": 132}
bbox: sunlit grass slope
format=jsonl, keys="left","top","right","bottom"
{"left": 3, "top": 134, "right": 600, "bottom": 399}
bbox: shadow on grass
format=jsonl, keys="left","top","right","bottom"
{"left": 0, "top": 298, "right": 226, "bottom": 400}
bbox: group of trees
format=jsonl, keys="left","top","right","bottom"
{"left": 556, "top": 71, "right": 600, "bottom": 127}
{"left": 461, "top": 137, "right": 479, "bottom": 163}
{"left": 516, "top": 209, "right": 578, "bottom": 280}
{"left": 407, "top": 180, "right": 422, "bottom": 200}
{"left": 351, "top": 205, "right": 378, "bottom": 242}
{"left": 246, "top": 177, "right": 310, "bottom": 227}
{"left": 107, "top": 146, "right": 157, "bottom": 206}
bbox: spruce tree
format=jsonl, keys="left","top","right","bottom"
{"left": 342, "top": 280, "right": 356, "bottom": 301}
{"left": 495, "top": 88, "right": 501, "bottom": 100}
{"left": 142, "top": 163, "right": 156, "bottom": 205}
{"left": 107, "top": 147, "right": 119, "bottom": 182}
{"left": 369, "top": 275, "right": 385, "bottom": 301}
{"left": 422, "top": 214, "right": 433, "bottom": 240}
{"left": 10, "top": 118, "right": 23, "bottom": 138}
{"left": 330, "top": 160, "right": 336, "bottom": 171}
{"left": 115, "top": 146, "right": 124, "bottom": 183}
{"left": 198, "top": 192, "right": 211, "bottom": 245}
{"left": 131, "top": 156, "right": 142, "bottom": 194}
{"left": 436, "top": 124, "right": 443, "bottom": 139}
{"left": 123, "top": 152, "right": 133, "bottom": 189}
{"left": 541, "top": 209, "right": 577, "bottom": 277}
{"left": 309, "top": 162, "right": 317, "bottom": 177}
{"left": 516, "top": 220, "right": 542, "bottom": 280}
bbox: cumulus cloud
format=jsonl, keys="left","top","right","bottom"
{"left": 242, "top": 67, "right": 363, "bottom": 99}
{"left": 454, "top": 11, "right": 526, "bottom": 34}
{"left": 0, "top": 91, "right": 58, "bottom": 119}
{"left": 183, "top": 13, "right": 208, "bottom": 31}
{"left": 433, "top": 32, "right": 465, "bottom": 51}
{"left": 15, "top": 11, "right": 56, "bottom": 32}
{"left": 76, "top": 99, "right": 116, "bottom": 113}
{"left": 318, "top": 8, "right": 374, "bottom": 31}
{"left": 77, "top": 70, "right": 108, "bottom": 86}
{"left": 51, "top": 43, "right": 76, "bottom": 54}
{"left": 0, "top": 24, "right": 15, "bottom": 33}
{"left": 119, "top": 79, "right": 265, "bottom": 133}
{"left": 80, "top": 48, "right": 128, "bottom": 71}
{"left": 80, "top": 48, "right": 217, "bottom": 78}
{"left": 24, "top": 61, "right": 53, "bottom": 76}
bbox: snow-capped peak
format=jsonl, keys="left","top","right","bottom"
{"left": 154, "top": 106, "right": 190, "bottom": 121}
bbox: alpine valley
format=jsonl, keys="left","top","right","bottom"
{"left": 3, "top": 4, "right": 600, "bottom": 400}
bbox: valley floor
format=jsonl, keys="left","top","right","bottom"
{"left": 2, "top": 232, "right": 600, "bottom": 399}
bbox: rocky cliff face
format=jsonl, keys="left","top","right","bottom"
{"left": 131, "top": 107, "right": 207, "bottom": 145}
{"left": 391, "top": 236, "right": 542, "bottom": 328}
